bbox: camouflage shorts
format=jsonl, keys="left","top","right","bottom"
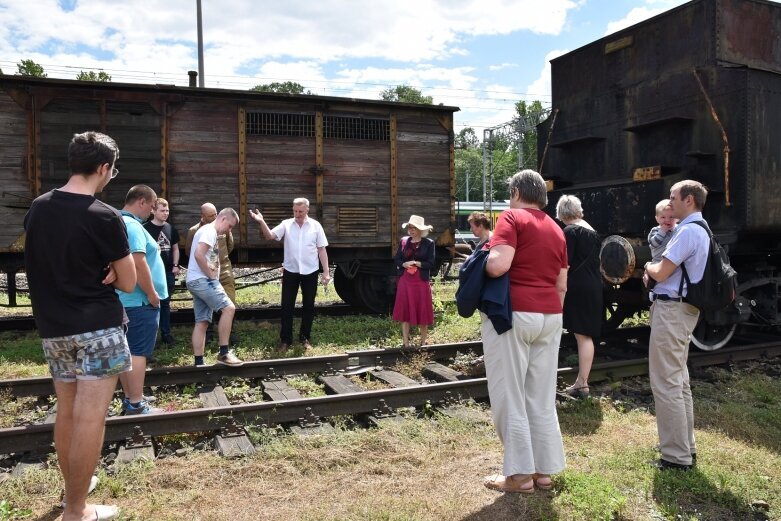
{"left": 42, "top": 326, "right": 131, "bottom": 382}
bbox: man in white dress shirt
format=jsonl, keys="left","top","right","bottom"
{"left": 249, "top": 198, "right": 330, "bottom": 350}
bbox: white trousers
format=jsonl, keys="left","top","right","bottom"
{"left": 481, "top": 311, "right": 566, "bottom": 477}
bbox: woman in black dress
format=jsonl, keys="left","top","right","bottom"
{"left": 556, "top": 195, "right": 603, "bottom": 397}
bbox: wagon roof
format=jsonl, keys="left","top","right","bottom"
{"left": 0, "top": 74, "right": 460, "bottom": 113}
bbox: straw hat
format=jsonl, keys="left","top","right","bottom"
{"left": 402, "top": 215, "right": 433, "bottom": 232}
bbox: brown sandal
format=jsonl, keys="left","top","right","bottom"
{"left": 483, "top": 473, "right": 535, "bottom": 494}
{"left": 533, "top": 473, "right": 553, "bottom": 490}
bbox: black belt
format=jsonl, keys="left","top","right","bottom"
{"left": 651, "top": 293, "right": 685, "bottom": 302}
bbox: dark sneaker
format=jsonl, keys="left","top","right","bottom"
{"left": 162, "top": 334, "right": 175, "bottom": 345}
{"left": 122, "top": 398, "right": 162, "bottom": 415}
{"left": 653, "top": 458, "right": 692, "bottom": 471}
{"left": 217, "top": 351, "right": 244, "bottom": 367}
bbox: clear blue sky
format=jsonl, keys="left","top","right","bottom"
{"left": 0, "top": 0, "right": 705, "bottom": 131}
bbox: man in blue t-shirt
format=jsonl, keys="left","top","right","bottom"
{"left": 117, "top": 185, "right": 169, "bottom": 415}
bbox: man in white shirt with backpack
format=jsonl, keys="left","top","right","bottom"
{"left": 644, "top": 180, "right": 711, "bottom": 471}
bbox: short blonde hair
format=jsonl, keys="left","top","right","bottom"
{"left": 152, "top": 198, "right": 169, "bottom": 210}
{"left": 556, "top": 194, "right": 583, "bottom": 221}
{"left": 655, "top": 199, "right": 671, "bottom": 215}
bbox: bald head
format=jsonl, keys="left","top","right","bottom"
{"left": 201, "top": 202, "right": 217, "bottom": 224}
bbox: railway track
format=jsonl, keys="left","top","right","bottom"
{"left": 2, "top": 335, "right": 780, "bottom": 457}
{"left": 0, "top": 303, "right": 369, "bottom": 332}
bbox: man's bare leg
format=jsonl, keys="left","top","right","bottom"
{"left": 192, "top": 321, "right": 209, "bottom": 356}
{"left": 119, "top": 356, "right": 146, "bottom": 403}
{"left": 217, "top": 305, "right": 235, "bottom": 346}
{"left": 58, "top": 376, "right": 118, "bottom": 521}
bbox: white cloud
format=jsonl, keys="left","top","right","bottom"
{"left": 604, "top": 1, "right": 689, "bottom": 36}
{"left": 525, "top": 49, "right": 567, "bottom": 103}
{"left": 488, "top": 63, "right": 518, "bottom": 71}
{"left": 0, "top": 0, "right": 579, "bottom": 81}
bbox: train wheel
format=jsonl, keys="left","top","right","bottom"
{"left": 334, "top": 268, "right": 359, "bottom": 307}
{"left": 355, "top": 274, "right": 391, "bottom": 314}
{"left": 690, "top": 317, "right": 736, "bottom": 351}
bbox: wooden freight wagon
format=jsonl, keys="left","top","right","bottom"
{"left": 0, "top": 76, "right": 458, "bottom": 312}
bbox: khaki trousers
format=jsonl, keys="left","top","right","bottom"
{"left": 648, "top": 300, "right": 700, "bottom": 465}
{"left": 481, "top": 311, "right": 566, "bottom": 477}
{"left": 219, "top": 271, "right": 236, "bottom": 304}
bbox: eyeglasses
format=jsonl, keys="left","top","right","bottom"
{"left": 110, "top": 167, "right": 119, "bottom": 179}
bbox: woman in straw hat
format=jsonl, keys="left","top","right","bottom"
{"left": 392, "top": 215, "right": 435, "bottom": 347}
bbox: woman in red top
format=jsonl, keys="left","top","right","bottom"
{"left": 482, "top": 170, "right": 568, "bottom": 494}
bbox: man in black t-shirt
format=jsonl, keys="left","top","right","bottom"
{"left": 24, "top": 131, "right": 136, "bottom": 521}
{"left": 144, "top": 198, "right": 181, "bottom": 345}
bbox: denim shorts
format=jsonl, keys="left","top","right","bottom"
{"left": 125, "top": 305, "right": 160, "bottom": 357}
{"left": 42, "top": 326, "right": 131, "bottom": 382}
{"left": 187, "top": 277, "right": 232, "bottom": 323}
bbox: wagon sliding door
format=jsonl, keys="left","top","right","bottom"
{"left": 322, "top": 112, "right": 391, "bottom": 260}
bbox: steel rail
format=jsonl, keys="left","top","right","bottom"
{"left": 0, "top": 341, "right": 484, "bottom": 398}
{"left": 0, "top": 379, "right": 490, "bottom": 454}
{"left": 2, "top": 339, "right": 779, "bottom": 455}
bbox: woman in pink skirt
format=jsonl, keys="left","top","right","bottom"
{"left": 392, "top": 215, "right": 436, "bottom": 347}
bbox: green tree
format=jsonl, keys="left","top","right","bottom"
{"left": 76, "top": 70, "right": 112, "bottom": 82}
{"left": 455, "top": 127, "right": 479, "bottom": 150}
{"left": 380, "top": 85, "right": 433, "bottom": 104}
{"left": 16, "top": 59, "right": 46, "bottom": 77}
{"left": 511, "top": 100, "right": 548, "bottom": 171}
{"left": 455, "top": 147, "right": 483, "bottom": 202}
{"left": 250, "top": 81, "right": 310, "bottom": 94}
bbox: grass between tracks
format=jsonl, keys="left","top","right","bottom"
{"left": 1, "top": 282, "right": 781, "bottom": 520}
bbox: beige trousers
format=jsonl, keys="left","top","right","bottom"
{"left": 481, "top": 311, "right": 566, "bottom": 477}
{"left": 648, "top": 300, "right": 700, "bottom": 465}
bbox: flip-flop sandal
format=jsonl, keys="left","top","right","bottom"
{"left": 483, "top": 473, "right": 535, "bottom": 494}
{"left": 566, "top": 385, "right": 590, "bottom": 399}
{"left": 92, "top": 504, "right": 119, "bottom": 520}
